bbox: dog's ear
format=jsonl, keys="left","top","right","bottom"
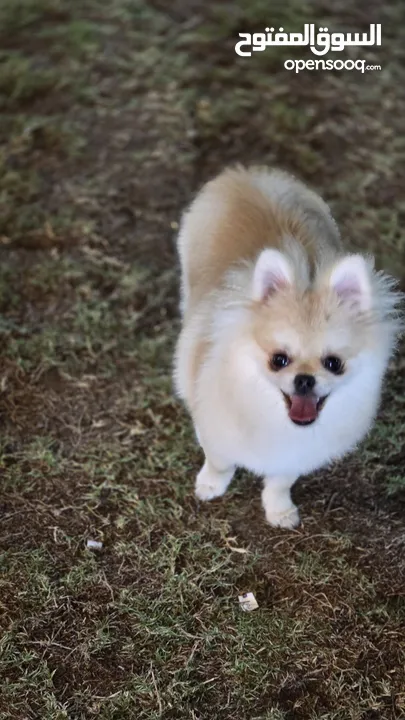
{"left": 252, "top": 249, "right": 292, "bottom": 302}
{"left": 329, "top": 255, "right": 372, "bottom": 311}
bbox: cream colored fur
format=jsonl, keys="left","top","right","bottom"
{"left": 174, "top": 166, "right": 402, "bottom": 528}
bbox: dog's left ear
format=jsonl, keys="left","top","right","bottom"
{"left": 329, "top": 255, "right": 372, "bottom": 311}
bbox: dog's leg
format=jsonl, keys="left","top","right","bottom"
{"left": 195, "top": 454, "right": 235, "bottom": 502}
{"left": 262, "top": 475, "right": 300, "bottom": 528}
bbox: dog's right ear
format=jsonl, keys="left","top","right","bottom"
{"left": 252, "top": 249, "right": 292, "bottom": 302}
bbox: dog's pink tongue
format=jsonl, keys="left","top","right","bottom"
{"left": 289, "top": 395, "right": 318, "bottom": 422}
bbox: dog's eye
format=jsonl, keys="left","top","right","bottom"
{"left": 322, "top": 355, "right": 344, "bottom": 374}
{"left": 270, "top": 353, "right": 291, "bottom": 371}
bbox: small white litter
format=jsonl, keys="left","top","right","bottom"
{"left": 86, "top": 539, "right": 103, "bottom": 551}
{"left": 238, "top": 592, "right": 259, "bottom": 612}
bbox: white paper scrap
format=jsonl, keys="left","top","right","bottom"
{"left": 86, "top": 539, "right": 103, "bottom": 550}
{"left": 238, "top": 592, "right": 259, "bottom": 612}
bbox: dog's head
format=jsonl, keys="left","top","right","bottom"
{"left": 245, "top": 248, "right": 401, "bottom": 427}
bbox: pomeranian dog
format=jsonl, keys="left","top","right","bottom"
{"left": 173, "top": 166, "right": 402, "bottom": 528}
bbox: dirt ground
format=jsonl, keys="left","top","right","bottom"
{"left": 0, "top": 1, "right": 405, "bottom": 719}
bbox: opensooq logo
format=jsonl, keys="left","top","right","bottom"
{"left": 235, "top": 23, "right": 381, "bottom": 57}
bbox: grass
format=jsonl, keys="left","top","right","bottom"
{"left": 0, "top": 0, "right": 404, "bottom": 718}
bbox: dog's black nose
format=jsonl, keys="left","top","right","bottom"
{"left": 294, "top": 374, "right": 316, "bottom": 395}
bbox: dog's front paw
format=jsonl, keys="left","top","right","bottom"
{"left": 195, "top": 462, "right": 233, "bottom": 501}
{"left": 265, "top": 504, "right": 300, "bottom": 529}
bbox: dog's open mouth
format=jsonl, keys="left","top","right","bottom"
{"left": 282, "top": 392, "right": 328, "bottom": 426}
